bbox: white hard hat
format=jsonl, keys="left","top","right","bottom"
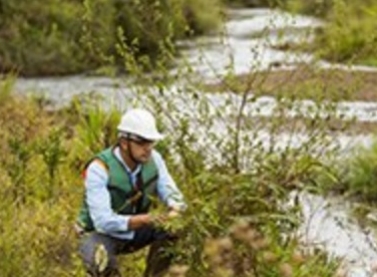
{"left": 117, "top": 109, "right": 164, "bottom": 141}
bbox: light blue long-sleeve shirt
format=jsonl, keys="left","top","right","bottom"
{"left": 84, "top": 147, "right": 186, "bottom": 239}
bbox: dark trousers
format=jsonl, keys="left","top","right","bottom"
{"left": 79, "top": 227, "right": 176, "bottom": 277}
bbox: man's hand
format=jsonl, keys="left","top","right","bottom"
{"left": 128, "top": 206, "right": 184, "bottom": 230}
{"left": 128, "top": 214, "right": 153, "bottom": 230}
{"left": 128, "top": 213, "right": 169, "bottom": 230}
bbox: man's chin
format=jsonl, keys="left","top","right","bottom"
{"left": 138, "top": 156, "right": 151, "bottom": 164}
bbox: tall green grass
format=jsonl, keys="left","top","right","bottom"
{"left": 275, "top": 0, "right": 377, "bottom": 66}
{"left": 314, "top": 1, "right": 377, "bottom": 66}
{"left": 314, "top": 141, "right": 377, "bottom": 203}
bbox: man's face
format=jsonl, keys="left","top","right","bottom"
{"left": 121, "top": 134, "right": 155, "bottom": 164}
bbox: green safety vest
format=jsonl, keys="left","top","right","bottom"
{"left": 77, "top": 147, "right": 159, "bottom": 232}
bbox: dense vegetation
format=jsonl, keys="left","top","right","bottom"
{"left": 0, "top": 0, "right": 222, "bottom": 76}
{"left": 313, "top": 1, "right": 377, "bottom": 66}
{"left": 0, "top": 72, "right": 348, "bottom": 276}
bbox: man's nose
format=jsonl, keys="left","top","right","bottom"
{"left": 143, "top": 142, "right": 154, "bottom": 150}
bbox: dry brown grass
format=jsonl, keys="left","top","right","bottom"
{"left": 205, "top": 65, "right": 377, "bottom": 102}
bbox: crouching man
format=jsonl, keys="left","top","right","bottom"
{"left": 76, "top": 108, "right": 186, "bottom": 277}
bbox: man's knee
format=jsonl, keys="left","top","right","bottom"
{"left": 79, "top": 233, "right": 119, "bottom": 277}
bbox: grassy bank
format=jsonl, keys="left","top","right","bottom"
{"left": 313, "top": 1, "right": 377, "bottom": 66}
{"left": 0, "top": 76, "right": 342, "bottom": 276}
{"left": 0, "top": 0, "right": 222, "bottom": 76}
{"left": 205, "top": 65, "right": 377, "bottom": 101}
{"left": 272, "top": 0, "right": 377, "bottom": 67}
{"left": 313, "top": 141, "right": 377, "bottom": 204}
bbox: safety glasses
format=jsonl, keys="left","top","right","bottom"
{"left": 127, "top": 134, "right": 155, "bottom": 146}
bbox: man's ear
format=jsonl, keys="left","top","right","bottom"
{"left": 119, "top": 137, "right": 128, "bottom": 150}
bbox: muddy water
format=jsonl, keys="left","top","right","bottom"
{"left": 295, "top": 192, "right": 377, "bottom": 277}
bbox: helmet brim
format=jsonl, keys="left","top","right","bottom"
{"left": 118, "top": 128, "right": 165, "bottom": 141}
{"left": 143, "top": 132, "right": 164, "bottom": 141}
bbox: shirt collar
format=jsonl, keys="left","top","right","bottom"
{"left": 114, "top": 146, "right": 142, "bottom": 176}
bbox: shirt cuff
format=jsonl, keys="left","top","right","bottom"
{"left": 167, "top": 198, "right": 187, "bottom": 211}
{"left": 122, "top": 215, "right": 132, "bottom": 231}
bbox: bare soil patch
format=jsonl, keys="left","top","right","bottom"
{"left": 205, "top": 65, "right": 377, "bottom": 102}
{"left": 246, "top": 116, "right": 377, "bottom": 135}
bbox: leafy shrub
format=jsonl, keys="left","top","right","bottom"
{"left": 0, "top": 0, "right": 91, "bottom": 75}
{"left": 314, "top": 1, "right": 377, "bottom": 66}
{"left": 0, "top": 0, "right": 223, "bottom": 76}
{"left": 331, "top": 142, "right": 377, "bottom": 202}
